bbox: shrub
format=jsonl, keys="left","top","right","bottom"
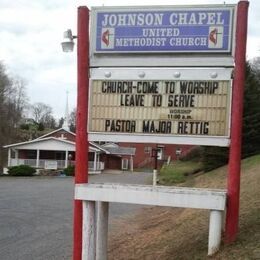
{"left": 8, "top": 165, "right": 36, "bottom": 176}
{"left": 63, "top": 165, "right": 75, "bottom": 176}
{"left": 19, "top": 123, "right": 29, "bottom": 130}
{"left": 180, "top": 146, "right": 203, "bottom": 162}
{"left": 202, "top": 146, "right": 229, "bottom": 172}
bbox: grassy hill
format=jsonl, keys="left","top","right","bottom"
{"left": 108, "top": 155, "right": 260, "bottom": 259}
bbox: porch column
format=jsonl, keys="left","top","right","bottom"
{"left": 14, "top": 149, "right": 18, "bottom": 165}
{"left": 8, "top": 148, "right": 11, "bottom": 167}
{"left": 97, "top": 153, "right": 101, "bottom": 171}
{"left": 94, "top": 152, "right": 97, "bottom": 171}
{"left": 65, "top": 150, "right": 69, "bottom": 168}
{"left": 130, "top": 156, "right": 134, "bottom": 172}
{"left": 36, "top": 149, "right": 40, "bottom": 168}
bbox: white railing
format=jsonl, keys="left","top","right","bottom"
{"left": 9, "top": 158, "right": 104, "bottom": 172}
{"left": 10, "top": 159, "right": 37, "bottom": 167}
{"left": 88, "top": 161, "right": 105, "bottom": 171}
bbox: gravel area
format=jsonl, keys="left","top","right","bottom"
{"left": 0, "top": 172, "right": 152, "bottom": 260}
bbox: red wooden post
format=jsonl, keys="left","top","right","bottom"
{"left": 225, "top": 0, "right": 249, "bottom": 243}
{"left": 73, "top": 6, "right": 89, "bottom": 260}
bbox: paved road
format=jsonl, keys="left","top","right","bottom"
{"left": 0, "top": 172, "right": 152, "bottom": 260}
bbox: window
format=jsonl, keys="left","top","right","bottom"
{"left": 121, "top": 158, "right": 128, "bottom": 170}
{"left": 157, "top": 148, "right": 163, "bottom": 160}
{"left": 27, "top": 150, "right": 37, "bottom": 159}
{"left": 144, "top": 146, "right": 152, "bottom": 154}
{"left": 176, "top": 148, "right": 182, "bottom": 155}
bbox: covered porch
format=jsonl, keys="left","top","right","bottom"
{"left": 4, "top": 137, "right": 105, "bottom": 174}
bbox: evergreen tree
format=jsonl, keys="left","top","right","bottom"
{"left": 202, "top": 146, "right": 228, "bottom": 172}
{"left": 242, "top": 61, "right": 260, "bottom": 157}
{"left": 202, "top": 61, "right": 260, "bottom": 171}
{"left": 58, "top": 117, "right": 64, "bottom": 128}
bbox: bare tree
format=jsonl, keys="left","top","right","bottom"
{"left": 0, "top": 62, "right": 28, "bottom": 170}
{"left": 7, "top": 77, "right": 28, "bottom": 127}
{"left": 31, "top": 102, "right": 51, "bottom": 123}
{"left": 31, "top": 102, "right": 56, "bottom": 129}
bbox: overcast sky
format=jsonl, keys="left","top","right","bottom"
{"left": 0, "top": 0, "right": 259, "bottom": 119}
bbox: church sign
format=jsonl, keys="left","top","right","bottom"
{"left": 91, "top": 6, "right": 234, "bottom": 53}
{"left": 88, "top": 68, "right": 232, "bottom": 146}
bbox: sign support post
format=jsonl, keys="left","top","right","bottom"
{"left": 152, "top": 148, "right": 159, "bottom": 186}
{"left": 225, "top": 0, "right": 249, "bottom": 243}
{"left": 73, "top": 6, "right": 89, "bottom": 260}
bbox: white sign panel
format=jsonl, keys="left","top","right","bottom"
{"left": 88, "top": 68, "right": 232, "bottom": 146}
{"left": 45, "top": 160, "right": 58, "bottom": 170}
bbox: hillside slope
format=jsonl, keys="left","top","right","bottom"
{"left": 108, "top": 155, "right": 260, "bottom": 259}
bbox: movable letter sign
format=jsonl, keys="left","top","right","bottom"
{"left": 88, "top": 68, "right": 232, "bottom": 146}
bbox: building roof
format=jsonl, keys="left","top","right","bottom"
{"left": 4, "top": 137, "right": 72, "bottom": 148}
{"left": 102, "top": 146, "right": 136, "bottom": 156}
{"left": 101, "top": 142, "right": 119, "bottom": 148}
{"left": 36, "top": 127, "right": 76, "bottom": 139}
{"left": 3, "top": 128, "right": 134, "bottom": 156}
{"left": 3, "top": 137, "right": 100, "bottom": 153}
{"left": 3, "top": 137, "right": 75, "bottom": 151}
{"left": 89, "top": 142, "right": 110, "bottom": 154}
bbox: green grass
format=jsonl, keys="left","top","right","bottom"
{"left": 241, "top": 153, "right": 260, "bottom": 169}
{"left": 158, "top": 160, "right": 203, "bottom": 185}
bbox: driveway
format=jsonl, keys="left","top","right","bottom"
{"left": 0, "top": 172, "right": 152, "bottom": 260}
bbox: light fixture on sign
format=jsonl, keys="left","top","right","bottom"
{"left": 61, "top": 29, "right": 77, "bottom": 52}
